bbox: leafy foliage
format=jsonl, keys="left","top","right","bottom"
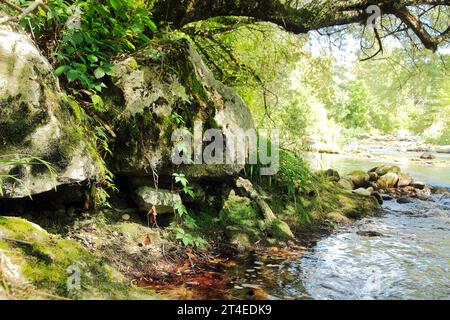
{"left": 21, "top": 0, "right": 156, "bottom": 94}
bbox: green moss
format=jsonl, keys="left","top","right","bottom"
{"left": 0, "top": 216, "right": 161, "bottom": 300}
{"left": 0, "top": 97, "right": 48, "bottom": 147}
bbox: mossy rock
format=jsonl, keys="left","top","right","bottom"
{"left": 104, "top": 38, "right": 254, "bottom": 179}
{"left": 269, "top": 219, "right": 294, "bottom": 240}
{"left": 0, "top": 24, "right": 100, "bottom": 199}
{"left": 0, "top": 216, "right": 161, "bottom": 300}
{"left": 346, "top": 170, "right": 370, "bottom": 188}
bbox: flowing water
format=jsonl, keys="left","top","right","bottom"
{"left": 225, "top": 150, "right": 450, "bottom": 300}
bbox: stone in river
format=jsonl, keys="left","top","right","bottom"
{"left": 397, "top": 197, "right": 412, "bottom": 204}
{"left": 357, "top": 230, "right": 384, "bottom": 237}
{"left": 410, "top": 181, "right": 426, "bottom": 190}
{"left": 420, "top": 153, "right": 435, "bottom": 160}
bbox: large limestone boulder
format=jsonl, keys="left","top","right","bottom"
{"left": 104, "top": 39, "right": 255, "bottom": 179}
{"left": 0, "top": 24, "right": 99, "bottom": 198}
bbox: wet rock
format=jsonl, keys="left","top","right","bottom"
{"left": 398, "top": 172, "right": 413, "bottom": 187}
{"left": 397, "top": 197, "right": 411, "bottom": 204}
{"left": 416, "top": 187, "right": 432, "bottom": 200}
{"left": 410, "top": 181, "right": 426, "bottom": 190}
{"left": 357, "top": 230, "right": 384, "bottom": 237}
{"left": 371, "top": 191, "right": 383, "bottom": 205}
{"left": 420, "top": 153, "right": 435, "bottom": 160}
{"left": 377, "top": 172, "right": 399, "bottom": 189}
{"left": 338, "top": 178, "right": 354, "bottom": 190}
{"left": 382, "top": 194, "right": 393, "bottom": 201}
{"left": 132, "top": 186, "right": 182, "bottom": 214}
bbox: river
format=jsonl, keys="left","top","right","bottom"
{"left": 224, "top": 150, "right": 450, "bottom": 300}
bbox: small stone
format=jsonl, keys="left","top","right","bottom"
{"left": 234, "top": 285, "right": 244, "bottom": 290}
{"left": 420, "top": 153, "right": 435, "bottom": 160}
{"left": 357, "top": 231, "right": 383, "bottom": 237}
{"left": 241, "top": 284, "right": 261, "bottom": 289}
{"left": 397, "top": 197, "right": 411, "bottom": 204}
{"left": 246, "top": 269, "right": 256, "bottom": 273}
{"left": 254, "top": 261, "right": 265, "bottom": 266}
{"left": 122, "top": 214, "right": 131, "bottom": 221}
{"left": 410, "top": 181, "right": 426, "bottom": 190}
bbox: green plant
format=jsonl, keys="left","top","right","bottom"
{"left": 21, "top": 0, "right": 156, "bottom": 96}
{"left": 172, "top": 173, "right": 194, "bottom": 199}
{"left": 173, "top": 226, "right": 208, "bottom": 248}
{"left": 170, "top": 173, "right": 207, "bottom": 248}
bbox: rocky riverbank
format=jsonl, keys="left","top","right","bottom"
{"left": 0, "top": 23, "right": 381, "bottom": 299}
{"left": 329, "top": 164, "right": 434, "bottom": 203}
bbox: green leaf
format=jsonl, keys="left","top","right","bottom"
{"left": 91, "top": 94, "right": 104, "bottom": 111}
{"left": 146, "top": 19, "right": 157, "bottom": 32}
{"left": 87, "top": 54, "right": 98, "bottom": 63}
{"left": 55, "top": 65, "right": 70, "bottom": 76}
{"left": 94, "top": 67, "right": 106, "bottom": 79}
{"left": 109, "top": 0, "right": 122, "bottom": 10}
{"left": 67, "top": 69, "right": 80, "bottom": 82}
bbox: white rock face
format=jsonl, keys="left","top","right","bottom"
{"left": 0, "top": 24, "right": 99, "bottom": 198}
